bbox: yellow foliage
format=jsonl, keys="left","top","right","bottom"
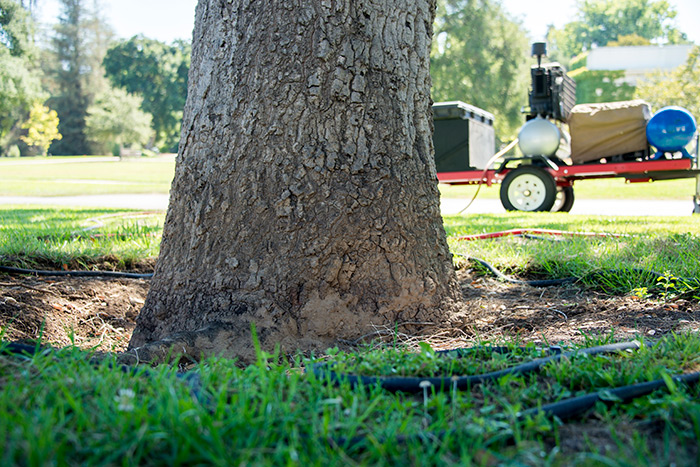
{"left": 20, "top": 103, "right": 62, "bottom": 156}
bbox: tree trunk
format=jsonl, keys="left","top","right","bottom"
{"left": 128, "top": 0, "right": 461, "bottom": 363}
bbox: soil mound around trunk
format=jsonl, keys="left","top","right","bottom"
{"left": 2, "top": 270, "right": 697, "bottom": 353}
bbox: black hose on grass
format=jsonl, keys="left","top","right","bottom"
{"left": 313, "top": 341, "right": 641, "bottom": 393}
{"left": 464, "top": 256, "right": 688, "bottom": 289}
{"left": 4, "top": 338, "right": 698, "bottom": 449}
{"left": 328, "top": 370, "right": 700, "bottom": 449}
{"left": 0, "top": 341, "right": 45, "bottom": 356}
{"left": 467, "top": 256, "right": 577, "bottom": 287}
{"left": 519, "top": 371, "right": 700, "bottom": 421}
{"left": 0, "top": 265, "right": 153, "bottom": 279}
{"left": 317, "top": 340, "right": 700, "bottom": 449}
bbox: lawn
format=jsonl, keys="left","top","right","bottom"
{"left": 2, "top": 206, "right": 698, "bottom": 295}
{"left": 1, "top": 155, "right": 697, "bottom": 201}
{"left": 0, "top": 156, "right": 175, "bottom": 196}
{"left": 1, "top": 207, "right": 700, "bottom": 464}
{"left": 2, "top": 327, "right": 700, "bottom": 464}
{"left": 0, "top": 206, "right": 163, "bottom": 270}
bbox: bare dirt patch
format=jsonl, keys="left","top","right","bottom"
{"left": 1, "top": 269, "right": 698, "bottom": 352}
{"left": 0, "top": 275, "right": 148, "bottom": 352}
{"left": 451, "top": 270, "right": 700, "bottom": 346}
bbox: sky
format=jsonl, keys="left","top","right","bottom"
{"left": 37, "top": 0, "right": 700, "bottom": 45}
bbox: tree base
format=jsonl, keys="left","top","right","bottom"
{"left": 124, "top": 293, "right": 464, "bottom": 365}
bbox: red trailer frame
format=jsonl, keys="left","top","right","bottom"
{"left": 437, "top": 156, "right": 700, "bottom": 213}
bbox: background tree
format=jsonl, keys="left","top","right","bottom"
{"left": 635, "top": 45, "right": 700, "bottom": 118}
{"left": 103, "top": 36, "right": 190, "bottom": 152}
{"left": 547, "top": 0, "right": 687, "bottom": 65}
{"left": 430, "top": 0, "right": 529, "bottom": 140}
{"left": 607, "top": 33, "right": 652, "bottom": 47}
{"left": 0, "top": 0, "right": 33, "bottom": 55}
{"left": 128, "top": 0, "right": 462, "bottom": 363}
{"left": 0, "top": 0, "right": 45, "bottom": 155}
{"left": 45, "top": 0, "right": 113, "bottom": 155}
{"left": 566, "top": 54, "right": 636, "bottom": 103}
{"left": 85, "top": 86, "right": 153, "bottom": 155}
{"left": 20, "top": 102, "right": 61, "bottom": 155}
{"left": 545, "top": 0, "right": 690, "bottom": 105}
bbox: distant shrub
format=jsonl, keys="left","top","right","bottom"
{"left": 7, "top": 145, "right": 20, "bottom": 158}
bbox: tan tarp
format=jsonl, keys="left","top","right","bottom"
{"left": 568, "top": 100, "right": 651, "bottom": 163}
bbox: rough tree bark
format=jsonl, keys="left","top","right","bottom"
{"left": 127, "top": 0, "right": 462, "bottom": 363}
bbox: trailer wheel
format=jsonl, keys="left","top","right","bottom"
{"left": 552, "top": 186, "right": 575, "bottom": 212}
{"left": 500, "top": 166, "right": 556, "bottom": 212}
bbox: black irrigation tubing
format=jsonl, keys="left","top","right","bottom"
{"left": 328, "top": 371, "right": 700, "bottom": 450}
{"left": 0, "top": 265, "right": 153, "bottom": 279}
{"left": 312, "top": 341, "right": 642, "bottom": 393}
{"left": 464, "top": 256, "right": 692, "bottom": 288}
{"left": 5, "top": 339, "right": 700, "bottom": 450}
{"left": 318, "top": 340, "right": 700, "bottom": 450}
{"left": 466, "top": 256, "right": 577, "bottom": 287}
{"left": 520, "top": 371, "right": 700, "bottom": 421}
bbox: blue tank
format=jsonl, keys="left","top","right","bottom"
{"left": 646, "top": 106, "right": 697, "bottom": 159}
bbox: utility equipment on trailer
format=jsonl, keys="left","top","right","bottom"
{"left": 434, "top": 42, "right": 700, "bottom": 214}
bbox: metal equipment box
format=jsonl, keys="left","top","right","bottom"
{"left": 528, "top": 63, "right": 577, "bottom": 122}
{"left": 432, "top": 101, "right": 496, "bottom": 171}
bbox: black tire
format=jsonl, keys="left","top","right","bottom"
{"left": 500, "top": 166, "right": 557, "bottom": 212}
{"left": 551, "top": 186, "right": 575, "bottom": 212}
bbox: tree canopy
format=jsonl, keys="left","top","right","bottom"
{"left": 1, "top": 0, "right": 193, "bottom": 157}
{"left": 635, "top": 45, "right": 700, "bottom": 118}
{"left": 86, "top": 86, "right": 153, "bottom": 155}
{"left": 45, "top": 0, "right": 115, "bottom": 155}
{"left": 0, "top": 0, "right": 33, "bottom": 57}
{"left": 104, "top": 36, "right": 190, "bottom": 152}
{"left": 545, "top": 0, "right": 692, "bottom": 106}
{"left": 430, "top": 0, "right": 529, "bottom": 140}
{"left": 0, "top": 0, "right": 45, "bottom": 155}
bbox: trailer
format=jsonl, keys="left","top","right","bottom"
{"left": 434, "top": 43, "right": 700, "bottom": 214}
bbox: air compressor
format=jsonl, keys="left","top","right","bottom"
{"left": 433, "top": 42, "right": 700, "bottom": 214}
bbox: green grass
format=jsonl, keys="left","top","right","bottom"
{"left": 0, "top": 206, "right": 164, "bottom": 270}
{"left": 2, "top": 207, "right": 700, "bottom": 463}
{"left": 2, "top": 334, "right": 700, "bottom": 464}
{"left": 444, "top": 213, "right": 700, "bottom": 296}
{"left": 0, "top": 156, "right": 175, "bottom": 196}
{"left": 2, "top": 206, "right": 699, "bottom": 295}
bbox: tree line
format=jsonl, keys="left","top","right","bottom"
{"left": 547, "top": 0, "right": 696, "bottom": 112}
{"left": 0, "top": 0, "right": 695, "bottom": 157}
{"left": 0, "top": 0, "right": 189, "bottom": 156}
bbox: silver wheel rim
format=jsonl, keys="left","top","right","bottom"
{"left": 551, "top": 187, "right": 566, "bottom": 212}
{"left": 507, "top": 174, "right": 548, "bottom": 211}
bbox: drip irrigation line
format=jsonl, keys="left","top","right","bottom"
{"left": 462, "top": 256, "right": 690, "bottom": 289}
{"left": 0, "top": 265, "right": 153, "bottom": 279}
{"left": 4, "top": 338, "right": 700, "bottom": 451}
{"left": 313, "top": 341, "right": 641, "bottom": 393}
{"left": 329, "top": 370, "right": 700, "bottom": 450}
{"left": 317, "top": 339, "right": 700, "bottom": 449}
{"left": 466, "top": 256, "right": 577, "bottom": 287}
{"left": 519, "top": 371, "right": 700, "bottom": 421}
